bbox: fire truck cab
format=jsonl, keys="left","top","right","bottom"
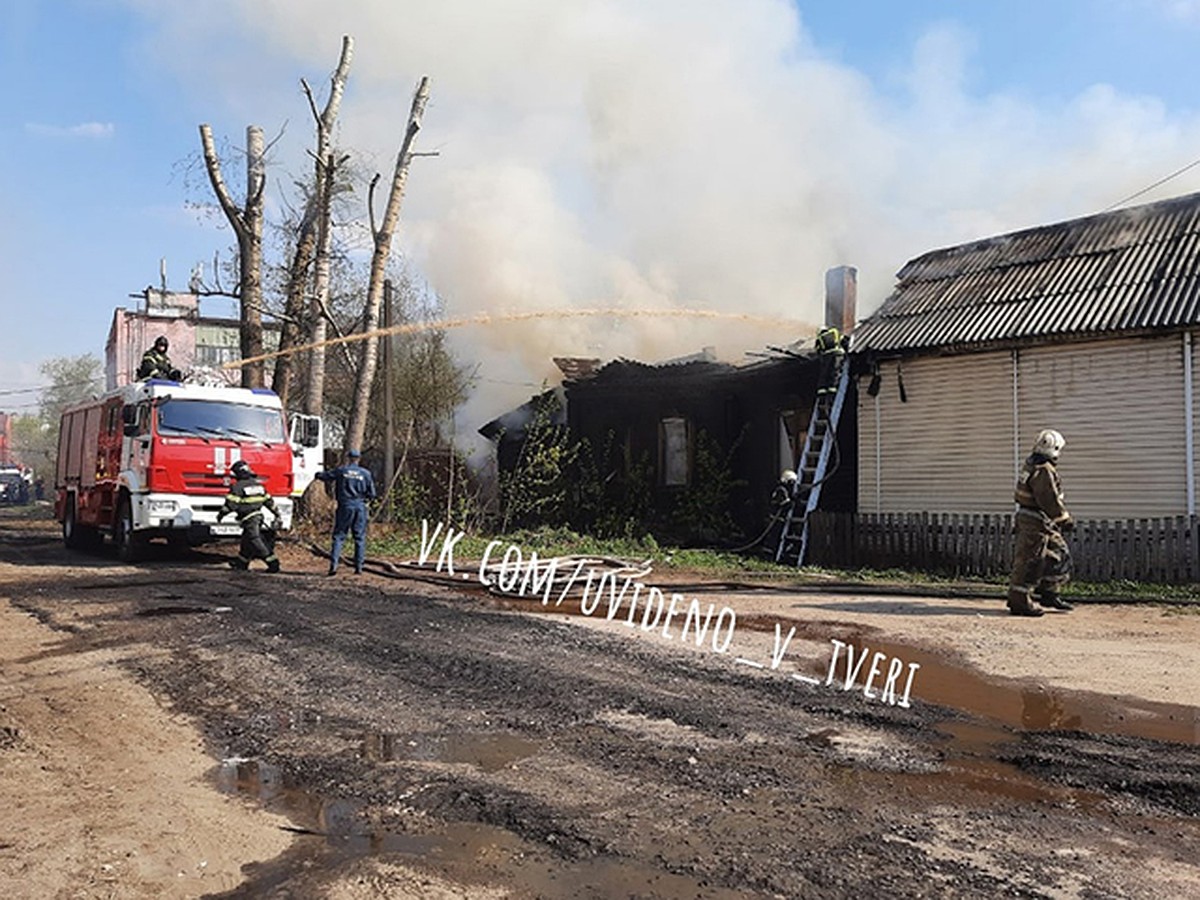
{"left": 56, "top": 378, "right": 309, "bottom": 561}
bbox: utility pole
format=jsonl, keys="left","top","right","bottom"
{"left": 383, "top": 278, "right": 395, "bottom": 522}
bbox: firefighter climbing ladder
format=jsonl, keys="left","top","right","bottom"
{"left": 775, "top": 359, "right": 851, "bottom": 566}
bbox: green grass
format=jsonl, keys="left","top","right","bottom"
{"left": 367, "top": 522, "right": 1200, "bottom": 603}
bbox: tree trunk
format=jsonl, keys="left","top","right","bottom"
{"left": 280, "top": 35, "right": 353, "bottom": 411}
{"left": 304, "top": 153, "right": 337, "bottom": 416}
{"left": 240, "top": 125, "right": 265, "bottom": 389}
{"left": 344, "top": 76, "right": 430, "bottom": 454}
{"left": 273, "top": 205, "right": 317, "bottom": 404}
{"left": 198, "top": 122, "right": 266, "bottom": 389}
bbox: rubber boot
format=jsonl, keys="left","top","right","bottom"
{"left": 1036, "top": 590, "right": 1073, "bottom": 611}
{"left": 1006, "top": 587, "right": 1044, "bottom": 617}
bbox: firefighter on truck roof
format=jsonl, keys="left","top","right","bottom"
{"left": 137, "top": 335, "right": 182, "bottom": 381}
{"left": 217, "top": 460, "right": 281, "bottom": 572}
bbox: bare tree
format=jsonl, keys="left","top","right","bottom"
{"left": 305, "top": 150, "right": 343, "bottom": 416}
{"left": 199, "top": 124, "right": 267, "bottom": 388}
{"left": 344, "top": 76, "right": 431, "bottom": 453}
{"left": 273, "top": 35, "right": 354, "bottom": 410}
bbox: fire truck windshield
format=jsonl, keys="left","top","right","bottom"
{"left": 156, "top": 400, "right": 286, "bottom": 445}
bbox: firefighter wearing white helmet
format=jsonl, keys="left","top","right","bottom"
{"left": 1007, "top": 429, "right": 1074, "bottom": 616}
{"left": 1031, "top": 428, "right": 1065, "bottom": 461}
{"left": 770, "top": 469, "right": 799, "bottom": 511}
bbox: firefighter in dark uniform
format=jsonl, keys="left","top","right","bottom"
{"left": 316, "top": 449, "right": 376, "bottom": 576}
{"left": 137, "top": 335, "right": 182, "bottom": 381}
{"left": 815, "top": 326, "right": 849, "bottom": 398}
{"left": 1007, "top": 429, "right": 1074, "bottom": 616}
{"left": 217, "top": 460, "right": 281, "bottom": 572}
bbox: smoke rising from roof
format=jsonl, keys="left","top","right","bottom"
{"left": 129, "top": 0, "right": 1200, "bottom": 430}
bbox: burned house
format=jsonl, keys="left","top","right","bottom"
{"left": 479, "top": 385, "right": 569, "bottom": 476}
{"left": 482, "top": 268, "right": 860, "bottom": 542}
{"left": 564, "top": 354, "right": 856, "bottom": 540}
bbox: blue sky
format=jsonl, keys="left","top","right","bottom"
{"left": 4, "top": 0, "right": 1200, "bottom": 419}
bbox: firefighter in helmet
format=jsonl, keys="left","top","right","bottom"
{"left": 1007, "top": 429, "right": 1073, "bottom": 616}
{"left": 217, "top": 460, "right": 281, "bottom": 572}
{"left": 137, "top": 335, "right": 182, "bottom": 381}
{"left": 815, "top": 326, "right": 849, "bottom": 398}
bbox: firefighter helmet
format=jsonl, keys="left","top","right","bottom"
{"left": 230, "top": 460, "right": 255, "bottom": 480}
{"left": 1031, "top": 429, "right": 1065, "bottom": 461}
{"left": 154, "top": 335, "right": 169, "bottom": 352}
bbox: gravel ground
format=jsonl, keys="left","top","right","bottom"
{"left": 2, "top": 510, "right": 1199, "bottom": 898}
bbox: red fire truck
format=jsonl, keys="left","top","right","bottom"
{"left": 55, "top": 378, "right": 321, "bottom": 561}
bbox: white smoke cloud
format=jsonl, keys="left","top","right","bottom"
{"left": 120, "top": 0, "right": 1200, "bottom": 433}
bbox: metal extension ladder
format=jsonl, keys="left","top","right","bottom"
{"left": 774, "top": 359, "right": 851, "bottom": 566}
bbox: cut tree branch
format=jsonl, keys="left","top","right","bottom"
{"left": 199, "top": 124, "right": 249, "bottom": 244}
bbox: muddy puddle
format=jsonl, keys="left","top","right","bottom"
{"left": 492, "top": 594, "right": 1198, "bottom": 748}
{"left": 745, "top": 615, "right": 1196, "bottom": 747}
{"left": 489, "top": 595, "right": 1197, "bottom": 811}
{"left": 361, "top": 730, "right": 541, "bottom": 771}
{"left": 739, "top": 614, "right": 1198, "bottom": 807}
{"left": 214, "top": 756, "right": 748, "bottom": 898}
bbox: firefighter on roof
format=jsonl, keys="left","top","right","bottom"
{"left": 815, "top": 326, "right": 849, "bottom": 398}
{"left": 137, "top": 335, "right": 182, "bottom": 381}
{"left": 217, "top": 460, "right": 281, "bottom": 572}
{"left": 1007, "top": 429, "right": 1074, "bottom": 616}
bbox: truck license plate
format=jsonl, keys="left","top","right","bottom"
{"left": 210, "top": 523, "right": 242, "bottom": 536}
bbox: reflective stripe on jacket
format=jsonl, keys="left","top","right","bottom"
{"left": 221, "top": 479, "right": 277, "bottom": 523}
{"left": 1014, "top": 456, "right": 1070, "bottom": 524}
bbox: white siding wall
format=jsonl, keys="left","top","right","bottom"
{"left": 1017, "top": 338, "right": 1186, "bottom": 519}
{"left": 858, "top": 335, "right": 1192, "bottom": 519}
{"left": 858, "top": 351, "right": 1014, "bottom": 514}
{"left": 1191, "top": 334, "right": 1200, "bottom": 516}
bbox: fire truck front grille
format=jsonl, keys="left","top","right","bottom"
{"left": 183, "top": 473, "right": 231, "bottom": 492}
{"left": 182, "top": 473, "right": 274, "bottom": 492}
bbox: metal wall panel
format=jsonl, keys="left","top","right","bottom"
{"left": 857, "top": 351, "right": 1014, "bottom": 514}
{"left": 858, "top": 336, "right": 1190, "bottom": 518}
{"left": 1016, "top": 338, "right": 1186, "bottom": 518}
{"left": 854, "top": 192, "right": 1200, "bottom": 355}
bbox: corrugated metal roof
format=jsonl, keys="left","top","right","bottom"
{"left": 852, "top": 191, "right": 1200, "bottom": 354}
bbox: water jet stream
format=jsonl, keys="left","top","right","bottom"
{"left": 223, "top": 307, "right": 812, "bottom": 370}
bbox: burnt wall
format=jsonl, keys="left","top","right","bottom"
{"left": 565, "top": 357, "right": 858, "bottom": 542}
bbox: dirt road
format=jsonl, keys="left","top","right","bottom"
{"left": 2, "top": 508, "right": 1199, "bottom": 898}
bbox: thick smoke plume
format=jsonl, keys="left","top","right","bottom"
{"left": 129, "top": 0, "right": 1200, "bottom": 432}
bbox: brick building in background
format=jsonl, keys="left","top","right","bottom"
{"left": 105, "top": 288, "right": 277, "bottom": 390}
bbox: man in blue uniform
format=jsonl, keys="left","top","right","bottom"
{"left": 316, "top": 449, "right": 376, "bottom": 576}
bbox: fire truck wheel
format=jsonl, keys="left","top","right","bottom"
{"left": 114, "top": 495, "right": 146, "bottom": 563}
{"left": 63, "top": 496, "right": 82, "bottom": 549}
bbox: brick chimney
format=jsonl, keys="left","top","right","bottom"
{"left": 824, "top": 265, "right": 857, "bottom": 334}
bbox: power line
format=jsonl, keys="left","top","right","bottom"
{"left": 1103, "top": 153, "right": 1200, "bottom": 212}
{"left": 0, "top": 402, "right": 47, "bottom": 412}
{"left": 0, "top": 378, "right": 101, "bottom": 397}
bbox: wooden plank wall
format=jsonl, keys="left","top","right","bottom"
{"left": 806, "top": 511, "right": 1200, "bottom": 583}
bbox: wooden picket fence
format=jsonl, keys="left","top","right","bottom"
{"left": 805, "top": 511, "right": 1200, "bottom": 584}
